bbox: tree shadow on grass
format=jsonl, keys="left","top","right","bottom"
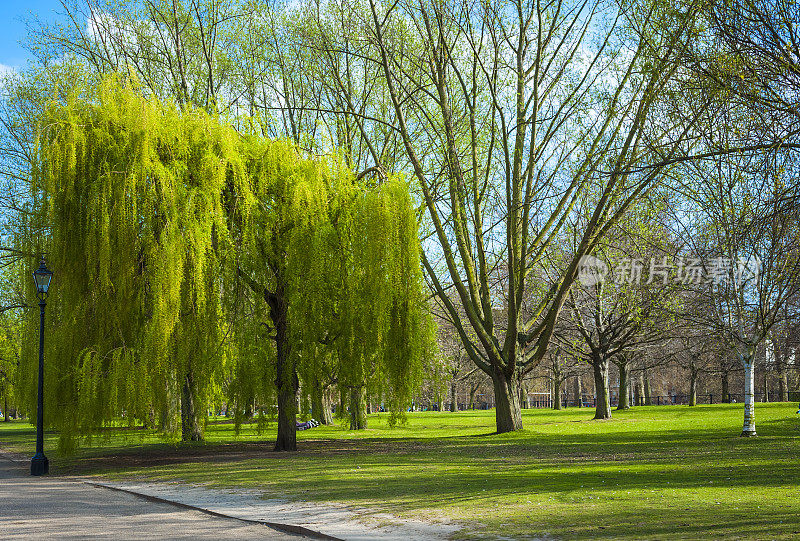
{"left": 36, "top": 409, "right": 798, "bottom": 478}
{"left": 6, "top": 408, "right": 798, "bottom": 539}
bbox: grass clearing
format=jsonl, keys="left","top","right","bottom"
{"left": 2, "top": 404, "right": 799, "bottom": 539}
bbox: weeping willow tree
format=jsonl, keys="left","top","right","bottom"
{"left": 229, "top": 138, "right": 435, "bottom": 450}
{"left": 17, "top": 76, "right": 245, "bottom": 451}
{"left": 336, "top": 180, "right": 433, "bottom": 430}
{"left": 17, "top": 75, "right": 433, "bottom": 453}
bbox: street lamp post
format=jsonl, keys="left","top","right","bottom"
{"left": 31, "top": 257, "right": 53, "bottom": 476}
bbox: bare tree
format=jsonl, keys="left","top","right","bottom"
{"left": 768, "top": 301, "right": 800, "bottom": 402}
{"left": 304, "top": 0, "right": 712, "bottom": 432}
{"left": 680, "top": 148, "right": 800, "bottom": 435}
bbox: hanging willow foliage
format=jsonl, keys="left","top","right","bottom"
{"left": 330, "top": 179, "right": 434, "bottom": 428}
{"left": 18, "top": 76, "right": 246, "bottom": 452}
{"left": 18, "top": 75, "right": 434, "bottom": 453}
{"left": 229, "top": 137, "right": 435, "bottom": 449}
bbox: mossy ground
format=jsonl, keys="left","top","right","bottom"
{"left": 2, "top": 403, "right": 799, "bottom": 539}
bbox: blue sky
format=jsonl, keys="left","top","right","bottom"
{"left": 0, "top": 1, "right": 65, "bottom": 69}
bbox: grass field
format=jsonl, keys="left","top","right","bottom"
{"left": 2, "top": 404, "right": 799, "bottom": 539}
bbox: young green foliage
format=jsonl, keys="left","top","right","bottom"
{"left": 19, "top": 76, "right": 244, "bottom": 451}
{"left": 229, "top": 137, "right": 435, "bottom": 448}
{"left": 19, "top": 75, "right": 433, "bottom": 452}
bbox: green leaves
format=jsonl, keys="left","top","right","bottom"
{"left": 233, "top": 136, "right": 433, "bottom": 427}
{"left": 22, "top": 75, "right": 240, "bottom": 449}
{"left": 22, "top": 74, "right": 433, "bottom": 449}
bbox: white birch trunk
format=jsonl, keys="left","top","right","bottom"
{"left": 741, "top": 353, "right": 757, "bottom": 437}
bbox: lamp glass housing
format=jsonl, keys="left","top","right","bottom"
{"left": 32, "top": 259, "right": 53, "bottom": 297}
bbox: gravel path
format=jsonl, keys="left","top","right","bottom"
{"left": 91, "top": 478, "right": 460, "bottom": 540}
{"left": 1, "top": 452, "right": 460, "bottom": 540}
{"left": 0, "top": 454, "right": 305, "bottom": 540}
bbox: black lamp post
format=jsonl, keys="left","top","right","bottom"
{"left": 31, "top": 256, "right": 53, "bottom": 476}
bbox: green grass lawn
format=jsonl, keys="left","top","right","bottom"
{"left": 2, "top": 404, "right": 800, "bottom": 539}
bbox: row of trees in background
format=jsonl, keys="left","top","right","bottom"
{"left": 0, "top": 0, "right": 798, "bottom": 444}
{"left": 426, "top": 324, "right": 798, "bottom": 413}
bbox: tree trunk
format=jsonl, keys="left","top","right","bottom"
{"left": 159, "top": 376, "right": 177, "bottom": 432}
{"left": 321, "top": 389, "right": 333, "bottom": 424}
{"left": 311, "top": 380, "right": 333, "bottom": 425}
{"left": 634, "top": 374, "right": 642, "bottom": 406}
{"left": 3, "top": 392, "right": 8, "bottom": 422}
{"left": 336, "top": 388, "right": 345, "bottom": 419}
{"left": 275, "top": 375, "right": 298, "bottom": 450}
{"left": 468, "top": 385, "right": 477, "bottom": 410}
{"left": 159, "top": 405, "right": 172, "bottom": 432}
{"left": 450, "top": 379, "right": 457, "bottom": 412}
{"left": 616, "top": 362, "right": 630, "bottom": 410}
{"left": 144, "top": 406, "right": 155, "bottom": 429}
{"left": 592, "top": 358, "right": 611, "bottom": 420}
{"left": 551, "top": 359, "right": 562, "bottom": 409}
{"left": 553, "top": 377, "right": 562, "bottom": 410}
{"left": 491, "top": 369, "right": 522, "bottom": 433}
{"left": 630, "top": 377, "right": 634, "bottom": 406}
{"left": 349, "top": 386, "right": 367, "bottom": 430}
{"left": 643, "top": 369, "right": 652, "bottom": 405}
{"left": 689, "top": 369, "right": 697, "bottom": 407}
{"left": 741, "top": 353, "right": 757, "bottom": 437}
{"left": 575, "top": 375, "right": 583, "bottom": 407}
{"left": 722, "top": 372, "right": 730, "bottom": 403}
{"left": 180, "top": 370, "right": 203, "bottom": 442}
{"left": 779, "top": 370, "right": 789, "bottom": 402}
{"left": 270, "top": 275, "right": 298, "bottom": 452}
{"left": 763, "top": 371, "right": 769, "bottom": 403}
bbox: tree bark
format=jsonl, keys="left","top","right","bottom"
{"left": 349, "top": 386, "right": 367, "bottom": 430}
{"left": 271, "top": 275, "right": 298, "bottom": 452}
{"left": 180, "top": 370, "right": 203, "bottom": 442}
{"left": 553, "top": 377, "right": 562, "bottom": 410}
{"left": 592, "top": 358, "right": 611, "bottom": 420}
{"left": 243, "top": 398, "right": 254, "bottom": 419}
{"left": 450, "top": 379, "right": 457, "bottom": 412}
{"left": 779, "top": 370, "right": 789, "bottom": 402}
{"left": 144, "top": 406, "right": 155, "bottom": 429}
{"left": 321, "top": 389, "right": 333, "bottom": 424}
{"left": 741, "top": 353, "right": 757, "bottom": 437}
{"left": 575, "top": 375, "right": 583, "bottom": 407}
{"left": 336, "top": 388, "right": 345, "bottom": 419}
{"left": 616, "top": 361, "right": 630, "bottom": 410}
{"left": 468, "top": 385, "right": 477, "bottom": 410}
{"left": 643, "top": 369, "right": 652, "bottom": 405}
{"left": 275, "top": 375, "right": 298, "bottom": 450}
{"left": 159, "top": 375, "right": 177, "bottom": 432}
{"left": 159, "top": 405, "right": 172, "bottom": 432}
{"left": 492, "top": 369, "right": 522, "bottom": 432}
{"left": 763, "top": 371, "right": 769, "bottom": 403}
{"left": 689, "top": 369, "right": 698, "bottom": 407}
{"left": 722, "top": 372, "right": 730, "bottom": 403}
{"left": 310, "top": 379, "right": 333, "bottom": 425}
